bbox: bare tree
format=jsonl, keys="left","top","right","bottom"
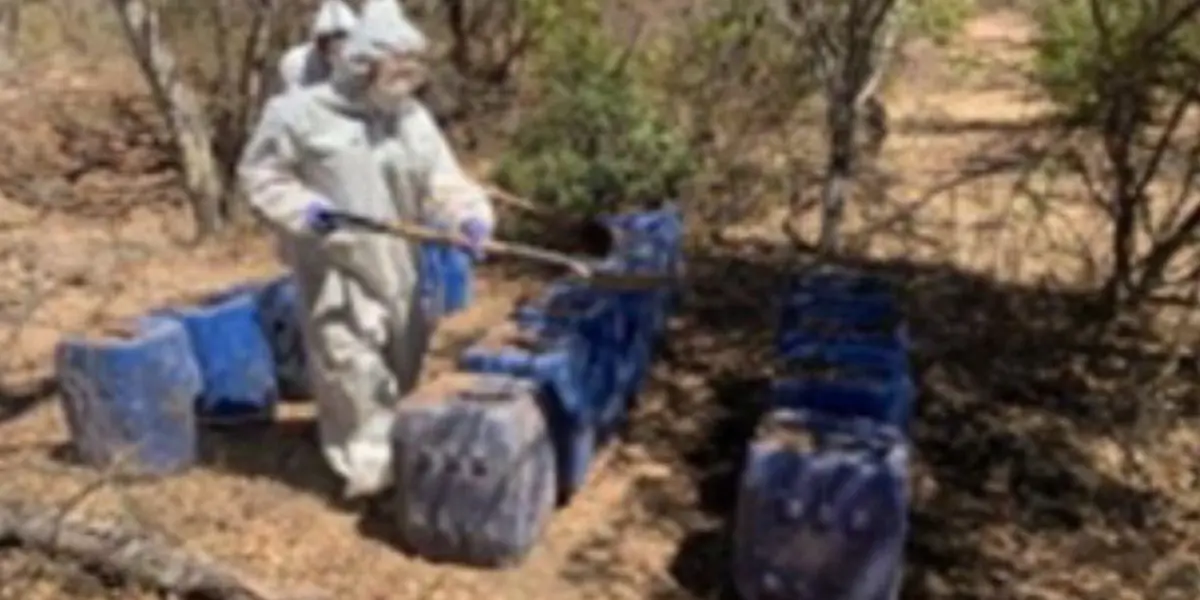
{"left": 412, "top": 0, "right": 542, "bottom": 129}
{"left": 0, "top": 0, "right": 20, "bottom": 68}
{"left": 109, "top": 0, "right": 224, "bottom": 237}
{"left": 107, "top": 0, "right": 298, "bottom": 239}
{"left": 768, "top": 0, "right": 904, "bottom": 254}
{"left": 1033, "top": 0, "right": 1200, "bottom": 313}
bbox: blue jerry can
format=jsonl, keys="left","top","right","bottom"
{"left": 419, "top": 242, "right": 446, "bottom": 323}
{"left": 458, "top": 321, "right": 597, "bottom": 502}
{"left": 777, "top": 295, "right": 910, "bottom": 358}
{"left": 55, "top": 316, "right": 203, "bottom": 476}
{"left": 777, "top": 343, "right": 907, "bottom": 432}
{"left": 441, "top": 247, "right": 473, "bottom": 314}
{"left": 775, "top": 342, "right": 914, "bottom": 431}
{"left": 604, "top": 204, "right": 685, "bottom": 319}
{"left": 734, "top": 408, "right": 907, "bottom": 600}
{"left": 786, "top": 268, "right": 895, "bottom": 298}
{"left": 391, "top": 372, "right": 556, "bottom": 567}
{"left": 514, "top": 285, "right": 628, "bottom": 434}
{"left": 157, "top": 289, "right": 278, "bottom": 425}
{"left": 253, "top": 275, "right": 312, "bottom": 400}
{"left": 565, "top": 262, "right": 660, "bottom": 400}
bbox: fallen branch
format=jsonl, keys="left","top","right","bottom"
{"left": 0, "top": 500, "right": 327, "bottom": 600}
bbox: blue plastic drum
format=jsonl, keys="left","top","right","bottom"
{"left": 441, "top": 247, "right": 473, "bottom": 314}
{"left": 391, "top": 372, "right": 557, "bottom": 567}
{"left": 514, "top": 284, "right": 627, "bottom": 434}
{"left": 776, "top": 342, "right": 914, "bottom": 431}
{"left": 419, "top": 243, "right": 446, "bottom": 325}
{"left": 458, "top": 321, "right": 597, "bottom": 502}
{"left": 253, "top": 276, "right": 311, "bottom": 399}
{"left": 777, "top": 296, "right": 910, "bottom": 358}
{"left": 734, "top": 408, "right": 908, "bottom": 600}
{"left": 786, "top": 269, "right": 895, "bottom": 299}
{"left": 158, "top": 289, "right": 278, "bottom": 425}
{"left": 605, "top": 204, "right": 685, "bottom": 308}
{"left": 54, "top": 316, "right": 203, "bottom": 475}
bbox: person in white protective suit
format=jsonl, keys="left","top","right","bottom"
{"left": 239, "top": 0, "right": 496, "bottom": 499}
{"left": 278, "top": 0, "right": 358, "bottom": 91}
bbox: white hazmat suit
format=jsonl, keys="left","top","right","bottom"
{"left": 278, "top": 0, "right": 358, "bottom": 91}
{"left": 240, "top": 0, "right": 495, "bottom": 499}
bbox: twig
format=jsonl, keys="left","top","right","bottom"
{"left": 0, "top": 501, "right": 328, "bottom": 600}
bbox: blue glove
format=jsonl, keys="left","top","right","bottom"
{"left": 304, "top": 199, "right": 337, "bottom": 234}
{"left": 459, "top": 218, "right": 492, "bottom": 261}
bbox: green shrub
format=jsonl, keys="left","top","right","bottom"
{"left": 1031, "top": 0, "right": 1200, "bottom": 118}
{"left": 492, "top": 0, "right": 694, "bottom": 214}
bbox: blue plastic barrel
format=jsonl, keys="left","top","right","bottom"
{"left": 253, "top": 275, "right": 311, "bottom": 399}
{"left": 786, "top": 269, "right": 895, "bottom": 298}
{"left": 770, "top": 369, "right": 911, "bottom": 433}
{"left": 391, "top": 372, "right": 556, "bottom": 567}
{"left": 458, "top": 322, "right": 597, "bottom": 502}
{"left": 777, "top": 296, "right": 910, "bottom": 358}
{"left": 441, "top": 247, "right": 473, "bottom": 314}
{"left": 604, "top": 204, "right": 685, "bottom": 308}
{"left": 158, "top": 290, "right": 278, "bottom": 424}
{"left": 779, "top": 343, "right": 914, "bottom": 421}
{"left": 419, "top": 243, "right": 446, "bottom": 324}
{"left": 734, "top": 408, "right": 908, "bottom": 600}
{"left": 54, "top": 316, "right": 203, "bottom": 475}
{"left": 514, "top": 285, "right": 628, "bottom": 436}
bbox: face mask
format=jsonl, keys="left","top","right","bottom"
{"left": 365, "top": 56, "right": 427, "bottom": 110}
{"left": 366, "top": 77, "right": 419, "bottom": 110}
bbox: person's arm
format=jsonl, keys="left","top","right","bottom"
{"left": 238, "top": 97, "right": 315, "bottom": 238}
{"left": 277, "top": 47, "right": 305, "bottom": 92}
{"left": 411, "top": 104, "right": 495, "bottom": 233}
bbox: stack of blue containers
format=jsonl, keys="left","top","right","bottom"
{"left": 733, "top": 269, "right": 912, "bottom": 600}
{"left": 389, "top": 204, "right": 684, "bottom": 566}
{"left": 49, "top": 203, "right": 681, "bottom": 569}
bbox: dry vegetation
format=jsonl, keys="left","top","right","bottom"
{"left": 2, "top": 1, "right": 1200, "bottom": 599}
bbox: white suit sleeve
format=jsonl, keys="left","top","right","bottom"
{"left": 238, "top": 98, "right": 314, "bottom": 237}
{"left": 277, "top": 46, "right": 305, "bottom": 91}
{"left": 412, "top": 105, "right": 495, "bottom": 231}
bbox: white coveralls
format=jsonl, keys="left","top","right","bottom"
{"left": 278, "top": 0, "right": 357, "bottom": 91}
{"left": 240, "top": 0, "right": 495, "bottom": 498}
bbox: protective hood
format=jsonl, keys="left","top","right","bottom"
{"left": 342, "top": 0, "right": 428, "bottom": 63}
{"left": 311, "top": 0, "right": 357, "bottom": 39}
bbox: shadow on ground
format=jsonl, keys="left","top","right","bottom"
{"left": 559, "top": 239, "right": 1200, "bottom": 599}
{"left": 177, "top": 235, "right": 1198, "bottom": 598}
{"left": 0, "top": 378, "right": 57, "bottom": 428}
{"left": 196, "top": 417, "right": 351, "bottom": 510}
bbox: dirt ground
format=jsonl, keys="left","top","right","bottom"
{"left": 4, "top": 9, "right": 1200, "bottom": 600}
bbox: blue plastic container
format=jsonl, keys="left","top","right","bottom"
{"left": 605, "top": 204, "right": 684, "bottom": 271}
{"left": 158, "top": 290, "right": 278, "bottom": 424}
{"left": 779, "top": 343, "right": 914, "bottom": 422}
{"left": 54, "top": 316, "right": 203, "bottom": 475}
{"left": 608, "top": 207, "right": 683, "bottom": 339}
{"left": 777, "top": 296, "right": 910, "bottom": 358}
{"left": 771, "top": 356, "right": 912, "bottom": 432}
{"left": 253, "top": 276, "right": 311, "bottom": 399}
{"left": 442, "top": 247, "right": 473, "bottom": 314}
{"left": 780, "top": 270, "right": 898, "bottom": 328}
{"left": 734, "top": 408, "right": 908, "bottom": 600}
{"left": 391, "top": 372, "right": 557, "bottom": 567}
{"left": 514, "top": 285, "right": 628, "bottom": 434}
{"left": 419, "top": 243, "right": 446, "bottom": 324}
{"left": 786, "top": 269, "right": 895, "bottom": 298}
{"left": 458, "top": 322, "right": 598, "bottom": 502}
{"left": 555, "top": 260, "right": 661, "bottom": 402}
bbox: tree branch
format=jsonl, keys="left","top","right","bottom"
{"left": 0, "top": 501, "right": 328, "bottom": 600}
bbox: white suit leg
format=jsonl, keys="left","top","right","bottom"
{"left": 301, "top": 273, "right": 401, "bottom": 499}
